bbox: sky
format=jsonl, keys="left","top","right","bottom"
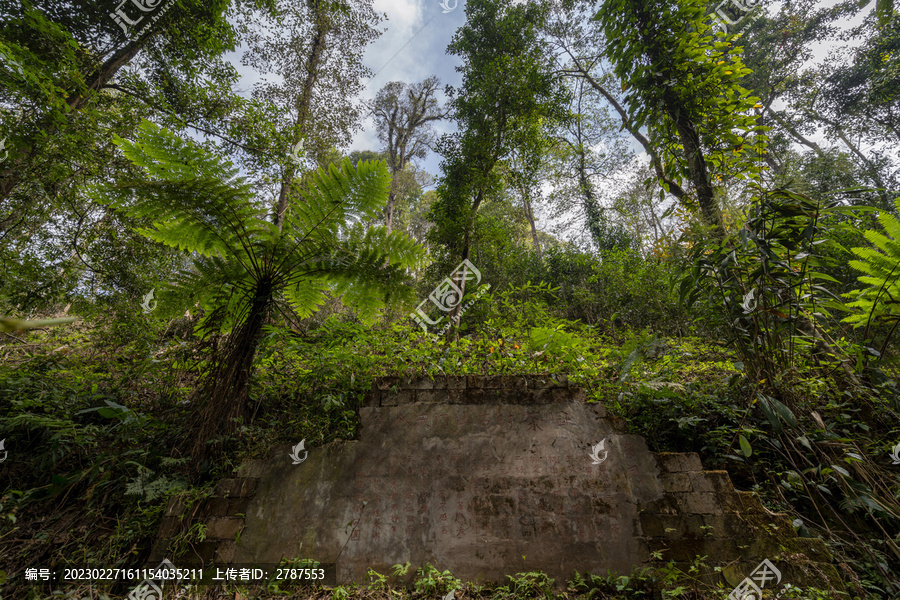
{"left": 353, "top": 0, "right": 467, "bottom": 177}
{"left": 225, "top": 0, "right": 882, "bottom": 248}
{"left": 345, "top": 0, "right": 879, "bottom": 247}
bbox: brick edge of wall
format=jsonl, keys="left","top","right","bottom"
{"left": 642, "top": 452, "right": 843, "bottom": 591}
{"left": 149, "top": 477, "right": 259, "bottom": 566}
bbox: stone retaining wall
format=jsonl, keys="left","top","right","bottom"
{"left": 150, "top": 376, "right": 842, "bottom": 592}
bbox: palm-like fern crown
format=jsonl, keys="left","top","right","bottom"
{"left": 95, "top": 120, "right": 428, "bottom": 333}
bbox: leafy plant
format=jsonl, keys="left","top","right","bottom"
{"left": 391, "top": 561, "right": 411, "bottom": 578}
{"left": 494, "top": 571, "right": 555, "bottom": 599}
{"left": 366, "top": 567, "right": 388, "bottom": 591}
{"left": 413, "top": 564, "right": 459, "bottom": 596}
{"left": 842, "top": 197, "right": 900, "bottom": 359}
{"left": 527, "top": 325, "right": 590, "bottom": 360}
{"left": 76, "top": 399, "right": 155, "bottom": 429}
{"left": 96, "top": 120, "right": 428, "bottom": 471}
{"left": 331, "top": 585, "right": 353, "bottom": 600}
{"left": 679, "top": 188, "right": 858, "bottom": 394}
{"left": 123, "top": 463, "right": 187, "bottom": 502}
{"left": 593, "top": 0, "right": 768, "bottom": 234}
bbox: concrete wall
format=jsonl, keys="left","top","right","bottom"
{"left": 151, "top": 376, "right": 842, "bottom": 591}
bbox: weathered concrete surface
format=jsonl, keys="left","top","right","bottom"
{"left": 151, "top": 376, "right": 843, "bottom": 591}
{"left": 234, "top": 400, "right": 661, "bottom": 583}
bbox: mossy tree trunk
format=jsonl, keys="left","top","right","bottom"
{"left": 190, "top": 278, "right": 274, "bottom": 476}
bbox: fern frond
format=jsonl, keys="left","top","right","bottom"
{"left": 842, "top": 199, "right": 900, "bottom": 333}
{"left": 98, "top": 121, "right": 271, "bottom": 260}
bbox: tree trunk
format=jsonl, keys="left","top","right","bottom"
{"left": 622, "top": 2, "right": 723, "bottom": 237}
{"left": 569, "top": 62, "right": 688, "bottom": 202}
{"left": 384, "top": 190, "right": 396, "bottom": 234}
{"left": 576, "top": 141, "right": 607, "bottom": 249}
{"left": 664, "top": 89, "right": 723, "bottom": 235}
{"left": 521, "top": 188, "right": 542, "bottom": 260}
{"left": 190, "top": 279, "right": 272, "bottom": 477}
{"left": 273, "top": 0, "right": 329, "bottom": 230}
{"left": 444, "top": 189, "right": 485, "bottom": 342}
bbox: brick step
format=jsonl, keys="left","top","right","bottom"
{"left": 149, "top": 477, "right": 259, "bottom": 565}
{"left": 642, "top": 451, "right": 842, "bottom": 591}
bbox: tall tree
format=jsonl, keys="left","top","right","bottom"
{"left": 542, "top": 64, "right": 635, "bottom": 251}
{"left": 725, "top": 0, "right": 899, "bottom": 208}
{"left": 593, "top": 0, "right": 767, "bottom": 236}
{"left": 372, "top": 76, "right": 446, "bottom": 233}
{"left": 798, "top": 13, "right": 899, "bottom": 208}
{"left": 0, "top": 0, "right": 241, "bottom": 206}
{"left": 100, "top": 121, "right": 427, "bottom": 474}
{"left": 546, "top": 2, "right": 690, "bottom": 212}
{"left": 240, "top": 0, "right": 382, "bottom": 230}
{"left": 430, "top": 0, "right": 570, "bottom": 321}
{"left": 0, "top": 0, "right": 261, "bottom": 314}
{"left": 502, "top": 119, "right": 549, "bottom": 259}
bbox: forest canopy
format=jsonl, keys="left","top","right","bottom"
{"left": 0, "top": 0, "right": 899, "bottom": 598}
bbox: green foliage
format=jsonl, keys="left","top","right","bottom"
{"left": 679, "top": 188, "right": 860, "bottom": 391}
{"left": 567, "top": 566, "right": 682, "bottom": 599}
{"left": 93, "top": 120, "right": 428, "bottom": 467}
{"left": 528, "top": 326, "right": 591, "bottom": 361}
{"left": 615, "top": 328, "right": 673, "bottom": 384}
{"left": 365, "top": 567, "right": 389, "bottom": 591}
{"left": 391, "top": 561, "right": 412, "bottom": 578}
{"left": 454, "top": 246, "right": 688, "bottom": 335}
{"left": 493, "top": 571, "right": 555, "bottom": 599}
{"left": 842, "top": 197, "right": 900, "bottom": 356}
{"left": 593, "top": 0, "right": 768, "bottom": 228}
{"left": 103, "top": 120, "right": 426, "bottom": 330}
{"left": 546, "top": 247, "right": 688, "bottom": 333}
{"left": 413, "top": 564, "right": 460, "bottom": 596}
{"left": 0, "top": 323, "right": 205, "bottom": 598}
{"left": 123, "top": 463, "right": 187, "bottom": 503}
{"left": 430, "top": 0, "right": 571, "bottom": 265}
{"left": 2, "top": 0, "right": 897, "bottom": 596}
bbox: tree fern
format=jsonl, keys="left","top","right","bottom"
{"left": 93, "top": 120, "right": 428, "bottom": 472}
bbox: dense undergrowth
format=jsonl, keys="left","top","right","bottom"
{"left": 1, "top": 273, "right": 898, "bottom": 599}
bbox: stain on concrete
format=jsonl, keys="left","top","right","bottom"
{"left": 151, "top": 376, "right": 843, "bottom": 591}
